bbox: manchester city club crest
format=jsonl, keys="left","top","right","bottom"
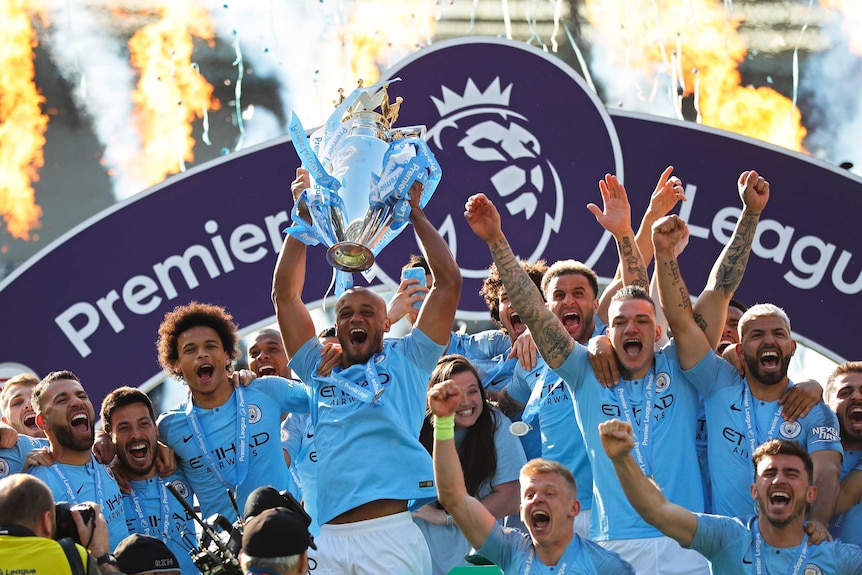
{"left": 803, "top": 565, "right": 823, "bottom": 575}
{"left": 655, "top": 372, "right": 671, "bottom": 392}
{"left": 370, "top": 38, "right": 624, "bottom": 315}
{"left": 0, "top": 458, "right": 9, "bottom": 478}
{"left": 780, "top": 420, "right": 802, "bottom": 439}
{"left": 248, "top": 404, "right": 262, "bottom": 424}
{"left": 170, "top": 479, "right": 190, "bottom": 499}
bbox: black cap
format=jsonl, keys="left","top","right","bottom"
{"left": 114, "top": 534, "right": 179, "bottom": 575}
{"left": 243, "top": 485, "right": 293, "bottom": 519}
{"left": 242, "top": 507, "right": 317, "bottom": 557}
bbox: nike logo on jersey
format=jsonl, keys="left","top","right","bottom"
{"left": 182, "top": 434, "right": 194, "bottom": 443}
{"left": 730, "top": 402, "right": 742, "bottom": 412}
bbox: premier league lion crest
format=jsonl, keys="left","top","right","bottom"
{"left": 378, "top": 38, "right": 624, "bottom": 312}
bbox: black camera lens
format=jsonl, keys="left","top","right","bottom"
{"left": 54, "top": 501, "right": 95, "bottom": 544}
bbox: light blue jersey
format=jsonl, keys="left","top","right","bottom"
{"left": 416, "top": 407, "right": 526, "bottom": 575}
{"left": 554, "top": 341, "right": 705, "bottom": 540}
{"left": 290, "top": 328, "right": 445, "bottom": 525}
{"left": 505, "top": 317, "right": 607, "bottom": 482}
{"left": 508, "top": 360, "right": 593, "bottom": 511}
{"left": 690, "top": 514, "right": 862, "bottom": 574}
{"left": 478, "top": 523, "right": 635, "bottom": 574}
{"left": 0, "top": 435, "right": 48, "bottom": 478}
{"left": 279, "top": 411, "right": 306, "bottom": 502}
{"left": 157, "top": 376, "right": 309, "bottom": 520}
{"left": 447, "top": 330, "right": 513, "bottom": 390}
{"left": 123, "top": 472, "right": 199, "bottom": 575}
{"left": 280, "top": 411, "right": 319, "bottom": 536}
{"left": 684, "top": 354, "right": 843, "bottom": 517}
{"left": 30, "top": 457, "right": 128, "bottom": 549}
{"left": 830, "top": 449, "right": 862, "bottom": 545}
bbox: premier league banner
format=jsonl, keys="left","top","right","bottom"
{"left": 2, "top": 37, "right": 861, "bottom": 409}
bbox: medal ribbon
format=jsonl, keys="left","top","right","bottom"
{"left": 185, "top": 386, "right": 249, "bottom": 491}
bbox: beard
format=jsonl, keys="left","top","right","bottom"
{"left": 53, "top": 422, "right": 95, "bottom": 452}
{"left": 744, "top": 352, "right": 791, "bottom": 386}
{"left": 757, "top": 493, "right": 808, "bottom": 528}
{"left": 117, "top": 446, "right": 156, "bottom": 478}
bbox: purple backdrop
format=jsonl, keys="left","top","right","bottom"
{"left": 2, "top": 37, "right": 860, "bottom": 409}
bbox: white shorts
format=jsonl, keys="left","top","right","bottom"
{"left": 599, "top": 536, "right": 710, "bottom": 575}
{"left": 308, "top": 511, "right": 432, "bottom": 575}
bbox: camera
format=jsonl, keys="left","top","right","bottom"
{"left": 54, "top": 502, "right": 95, "bottom": 544}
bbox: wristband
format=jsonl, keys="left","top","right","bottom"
{"left": 434, "top": 414, "right": 455, "bottom": 441}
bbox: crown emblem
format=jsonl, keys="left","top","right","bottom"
{"left": 431, "top": 78, "right": 513, "bottom": 117}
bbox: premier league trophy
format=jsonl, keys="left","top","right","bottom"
{"left": 286, "top": 79, "right": 441, "bottom": 293}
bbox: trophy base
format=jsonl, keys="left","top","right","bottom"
{"left": 327, "top": 242, "right": 375, "bottom": 272}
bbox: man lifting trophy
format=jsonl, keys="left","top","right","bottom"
{"left": 287, "top": 79, "right": 441, "bottom": 291}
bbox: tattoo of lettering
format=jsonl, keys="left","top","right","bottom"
{"left": 618, "top": 236, "right": 649, "bottom": 289}
{"left": 665, "top": 260, "right": 692, "bottom": 311}
{"left": 488, "top": 237, "right": 572, "bottom": 364}
{"left": 712, "top": 210, "right": 759, "bottom": 294}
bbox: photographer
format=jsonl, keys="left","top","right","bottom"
{"left": 0, "top": 474, "right": 123, "bottom": 574}
{"left": 240, "top": 507, "right": 316, "bottom": 575}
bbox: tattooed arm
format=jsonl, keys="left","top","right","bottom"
{"left": 464, "top": 194, "right": 574, "bottom": 369}
{"left": 653, "top": 215, "right": 712, "bottom": 370}
{"left": 587, "top": 174, "right": 649, "bottom": 290}
{"left": 693, "top": 171, "right": 769, "bottom": 349}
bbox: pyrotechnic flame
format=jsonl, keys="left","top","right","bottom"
{"left": 820, "top": 0, "right": 862, "bottom": 55}
{"left": 128, "top": 0, "right": 220, "bottom": 187}
{"left": 0, "top": 0, "right": 47, "bottom": 240}
{"left": 584, "top": 0, "right": 807, "bottom": 152}
{"left": 342, "top": 0, "right": 437, "bottom": 85}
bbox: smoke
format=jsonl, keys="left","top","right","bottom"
{"left": 800, "top": 14, "right": 862, "bottom": 178}
{"left": 201, "top": 1, "right": 363, "bottom": 142}
{"left": 585, "top": 41, "right": 680, "bottom": 118}
{"left": 39, "top": 1, "right": 148, "bottom": 200}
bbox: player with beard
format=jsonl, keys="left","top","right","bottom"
{"left": 0, "top": 373, "right": 50, "bottom": 479}
{"left": 465, "top": 188, "right": 714, "bottom": 574}
{"left": 653, "top": 214, "right": 842, "bottom": 543}
{"left": 100, "top": 387, "right": 199, "bottom": 575}
{"left": 156, "top": 302, "right": 309, "bottom": 523}
{"left": 601, "top": 424, "right": 862, "bottom": 574}
{"left": 272, "top": 169, "right": 461, "bottom": 575}
{"left": 825, "top": 362, "right": 862, "bottom": 545}
{"left": 498, "top": 259, "right": 605, "bottom": 537}
{"left": 429, "top": 379, "right": 634, "bottom": 574}
{"left": 27, "top": 371, "right": 128, "bottom": 549}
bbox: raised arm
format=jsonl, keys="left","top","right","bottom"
{"left": 836, "top": 468, "right": 862, "bottom": 516}
{"left": 693, "top": 170, "right": 768, "bottom": 348}
{"left": 430, "top": 379, "right": 497, "bottom": 549}
{"left": 652, "top": 215, "right": 712, "bottom": 369}
{"left": 271, "top": 167, "right": 319, "bottom": 358}
{"left": 412, "top": 183, "right": 463, "bottom": 345}
{"left": 464, "top": 194, "right": 573, "bottom": 369}
{"left": 598, "top": 167, "right": 685, "bottom": 324}
{"left": 808, "top": 449, "right": 842, "bottom": 543}
{"left": 587, "top": 174, "right": 648, "bottom": 290}
{"left": 599, "top": 419, "right": 698, "bottom": 546}
{"left": 634, "top": 167, "right": 686, "bottom": 273}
